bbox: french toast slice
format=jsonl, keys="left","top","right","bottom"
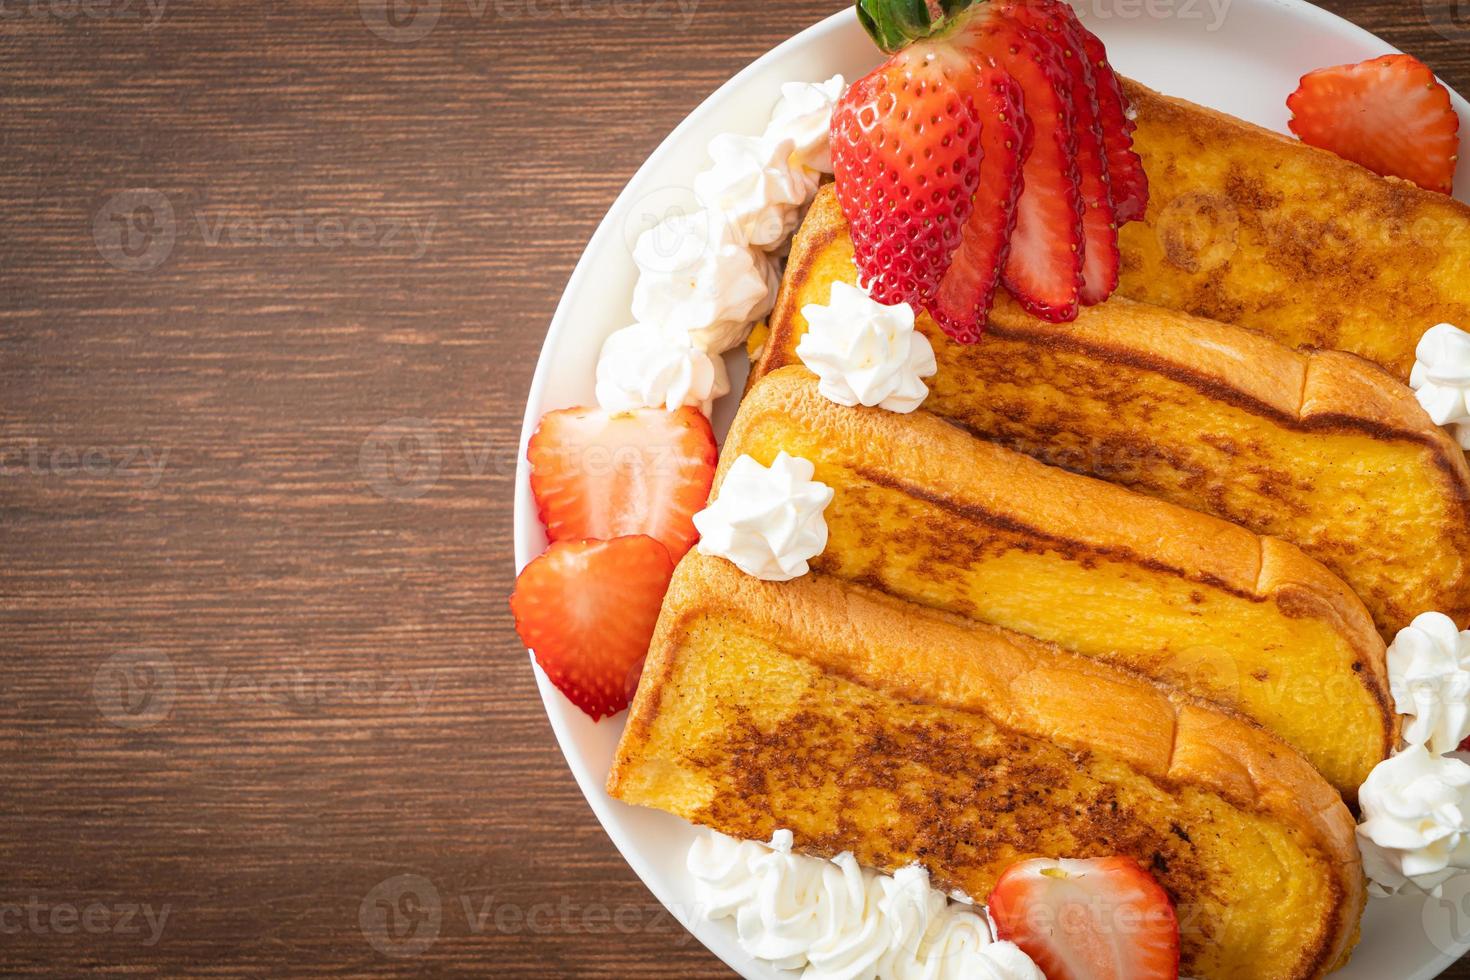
{"left": 608, "top": 553, "right": 1365, "bottom": 980}
{"left": 1116, "top": 78, "right": 1470, "bottom": 381}
{"left": 753, "top": 185, "right": 1470, "bottom": 638}
{"left": 723, "top": 368, "right": 1392, "bottom": 797}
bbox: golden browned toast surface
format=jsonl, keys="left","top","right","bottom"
{"left": 1116, "top": 79, "right": 1470, "bottom": 381}
{"left": 755, "top": 185, "right": 1470, "bottom": 638}
{"left": 721, "top": 368, "right": 1392, "bottom": 796}
{"left": 608, "top": 553, "right": 1364, "bottom": 980}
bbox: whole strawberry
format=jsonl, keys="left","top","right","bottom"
{"left": 830, "top": 0, "right": 1147, "bottom": 341}
{"left": 831, "top": 40, "right": 984, "bottom": 311}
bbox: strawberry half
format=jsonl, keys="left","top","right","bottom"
{"left": 1081, "top": 27, "right": 1148, "bottom": 223}
{"left": 1288, "top": 54, "right": 1460, "bottom": 194}
{"left": 831, "top": 41, "right": 984, "bottom": 308}
{"left": 527, "top": 406, "right": 717, "bottom": 562}
{"left": 989, "top": 856, "right": 1181, "bottom": 980}
{"left": 511, "top": 535, "right": 674, "bottom": 721}
{"left": 930, "top": 67, "right": 1029, "bottom": 342}
{"left": 962, "top": 8, "right": 1086, "bottom": 322}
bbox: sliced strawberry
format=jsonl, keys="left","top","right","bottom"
{"left": 1080, "top": 27, "right": 1148, "bottom": 223}
{"left": 1288, "top": 54, "right": 1460, "bottom": 194}
{"left": 830, "top": 42, "right": 985, "bottom": 308}
{"left": 511, "top": 536, "right": 674, "bottom": 721}
{"left": 1000, "top": 0, "right": 1119, "bottom": 305}
{"left": 962, "top": 9, "right": 1085, "bottom": 322}
{"left": 527, "top": 406, "right": 716, "bottom": 562}
{"left": 989, "top": 856, "right": 1181, "bottom": 980}
{"left": 930, "top": 67, "right": 1029, "bottom": 342}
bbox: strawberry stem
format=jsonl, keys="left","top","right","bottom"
{"left": 856, "top": 0, "right": 978, "bottom": 52}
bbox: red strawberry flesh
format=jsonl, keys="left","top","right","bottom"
{"left": 1081, "top": 27, "right": 1149, "bottom": 223}
{"left": 930, "top": 67, "right": 1029, "bottom": 342}
{"left": 831, "top": 42, "right": 985, "bottom": 308}
{"left": 989, "top": 855, "right": 1181, "bottom": 980}
{"left": 1001, "top": 0, "right": 1120, "bottom": 306}
{"left": 510, "top": 535, "right": 674, "bottom": 721}
{"left": 527, "top": 406, "right": 716, "bottom": 562}
{"left": 1288, "top": 53, "right": 1460, "bottom": 194}
{"left": 962, "top": 8, "right": 1086, "bottom": 322}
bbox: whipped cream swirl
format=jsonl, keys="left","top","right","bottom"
{"left": 688, "top": 829, "right": 1044, "bottom": 980}
{"left": 632, "top": 211, "right": 774, "bottom": 354}
{"left": 594, "top": 323, "right": 730, "bottom": 416}
{"left": 1410, "top": 322, "right": 1470, "bottom": 450}
{"left": 694, "top": 134, "right": 819, "bottom": 251}
{"left": 1358, "top": 744, "right": 1470, "bottom": 897}
{"left": 765, "top": 74, "right": 846, "bottom": 174}
{"left": 693, "top": 452, "right": 834, "bottom": 582}
{"left": 1388, "top": 612, "right": 1470, "bottom": 756}
{"left": 797, "top": 281, "right": 937, "bottom": 413}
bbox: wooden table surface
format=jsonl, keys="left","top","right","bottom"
{"left": 3, "top": 0, "right": 1468, "bottom": 976}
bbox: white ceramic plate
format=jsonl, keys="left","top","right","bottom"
{"left": 513, "top": 3, "right": 1470, "bottom": 976}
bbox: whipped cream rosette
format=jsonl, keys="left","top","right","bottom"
{"left": 692, "top": 451, "right": 833, "bottom": 582}
{"left": 594, "top": 323, "right": 730, "bottom": 416}
{"left": 1411, "top": 322, "right": 1470, "bottom": 449}
{"left": 1388, "top": 612, "right": 1470, "bottom": 756}
{"left": 797, "top": 281, "right": 937, "bottom": 413}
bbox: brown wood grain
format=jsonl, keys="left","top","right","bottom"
{"left": 1, "top": 0, "right": 1468, "bottom": 976}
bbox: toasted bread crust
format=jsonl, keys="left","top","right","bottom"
{"left": 1116, "top": 79, "right": 1470, "bottom": 382}
{"left": 756, "top": 184, "right": 1470, "bottom": 637}
{"left": 723, "top": 368, "right": 1393, "bottom": 795}
{"left": 609, "top": 553, "right": 1364, "bottom": 980}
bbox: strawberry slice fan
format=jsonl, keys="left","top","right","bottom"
{"left": 833, "top": 0, "right": 1149, "bottom": 343}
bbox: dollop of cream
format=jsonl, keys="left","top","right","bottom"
{"left": 1389, "top": 612, "right": 1470, "bottom": 756}
{"left": 694, "top": 134, "right": 819, "bottom": 251}
{"left": 1358, "top": 744, "right": 1470, "bottom": 897}
{"left": 765, "top": 74, "right": 846, "bottom": 174}
{"left": 796, "top": 281, "right": 937, "bottom": 413}
{"left": 688, "top": 829, "right": 1044, "bottom": 980}
{"left": 631, "top": 211, "right": 774, "bottom": 354}
{"left": 594, "top": 323, "right": 730, "bottom": 416}
{"left": 1410, "top": 322, "right": 1470, "bottom": 449}
{"left": 693, "top": 452, "right": 833, "bottom": 582}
